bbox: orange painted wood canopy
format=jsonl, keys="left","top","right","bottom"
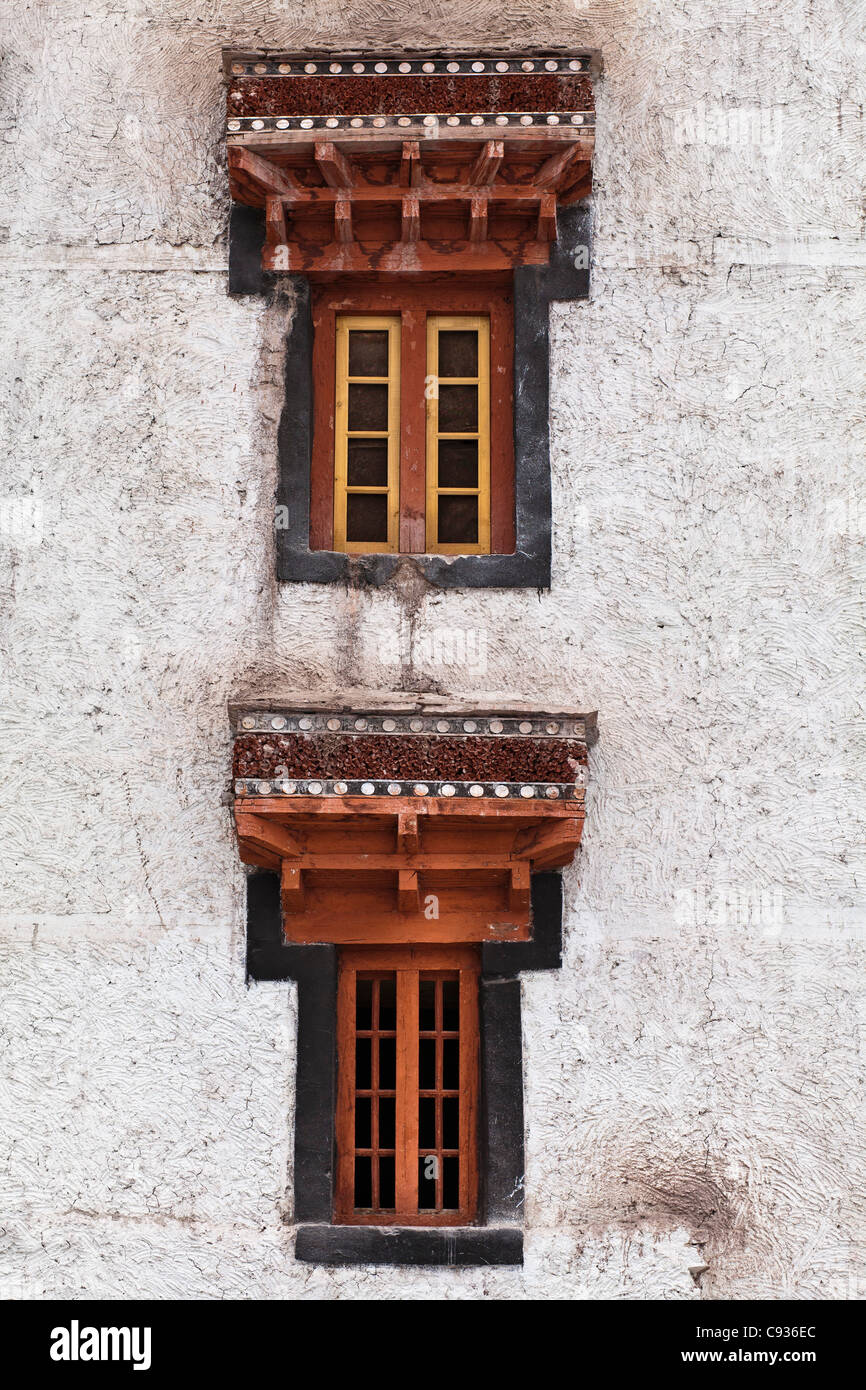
{"left": 231, "top": 706, "right": 594, "bottom": 945}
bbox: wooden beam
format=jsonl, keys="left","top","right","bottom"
{"left": 469, "top": 140, "right": 503, "bottom": 185}
{"left": 235, "top": 812, "right": 303, "bottom": 860}
{"left": 239, "top": 844, "right": 281, "bottom": 871}
{"left": 397, "top": 812, "right": 419, "bottom": 853}
{"left": 508, "top": 862, "right": 531, "bottom": 914}
{"left": 398, "top": 869, "right": 420, "bottom": 913}
{"left": 399, "top": 140, "right": 421, "bottom": 187}
{"left": 228, "top": 146, "right": 301, "bottom": 199}
{"left": 276, "top": 182, "right": 567, "bottom": 208}
{"left": 514, "top": 817, "right": 583, "bottom": 869}
{"left": 262, "top": 240, "right": 551, "bottom": 274}
{"left": 537, "top": 193, "right": 557, "bottom": 243}
{"left": 334, "top": 196, "right": 353, "bottom": 243}
{"left": 469, "top": 194, "right": 488, "bottom": 243}
{"left": 314, "top": 140, "right": 357, "bottom": 188}
{"left": 401, "top": 194, "right": 420, "bottom": 242}
{"left": 281, "top": 862, "right": 305, "bottom": 915}
{"left": 265, "top": 195, "right": 287, "bottom": 247}
{"left": 535, "top": 143, "right": 584, "bottom": 190}
{"left": 558, "top": 165, "right": 593, "bottom": 206}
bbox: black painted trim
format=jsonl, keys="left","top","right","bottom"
{"left": 228, "top": 200, "right": 591, "bottom": 588}
{"left": 246, "top": 868, "right": 562, "bottom": 1262}
{"left": 295, "top": 1224, "right": 523, "bottom": 1266}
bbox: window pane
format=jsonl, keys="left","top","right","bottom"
{"left": 378, "top": 977, "right": 396, "bottom": 1030}
{"left": 346, "top": 492, "right": 388, "bottom": 543}
{"left": 418, "top": 1155, "right": 437, "bottom": 1210}
{"left": 354, "top": 1156, "right": 372, "bottom": 1208}
{"left": 348, "top": 329, "right": 389, "bottom": 377}
{"left": 437, "top": 384, "right": 477, "bottom": 432}
{"left": 378, "top": 1157, "right": 395, "bottom": 1209}
{"left": 437, "top": 440, "right": 478, "bottom": 490}
{"left": 442, "top": 1096, "right": 459, "bottom": 1149}
{"left": 419, "top": 979, "right": 436, "bottom": 1031}
{"left": 442, "top": 1156, "right": 460, "bottom": 1209}
{"left": 355, "top": 1096, "right": 371, "bottom": 1149}
{"left": 348, "top": 382, "right": 388, "bottom": 431}
{"left": 438, "top": 495, "right": 478, "bottom": 546}
{"left": 356, "top": 978, "right": 372, "bottom": 1030}
{"left": 347, "top": 440, "right": 388, "bottom": 487}
{"left": 419, "top": 1037, "right": 436, "bottom": 1090}
{"left": 379, "top": 1035, "right": 396, "bottom": 1090}
{"left": 419, "top": 1096, "right": 436, "bottom": 1149}
{"left": 379, "top": 1096, "right": 396, "bottom": 1149}
{"left": 437, "top": 330, "right": 478, "bottom": 378}
{"left": 443, "top": 1038, "right": 459, "bottom": 1089}
{"left": 442, "top": 980, "right": 459, "bottom": 1031}
{"left": 355, "top": 1036, "right": 371, "bottom": 1090}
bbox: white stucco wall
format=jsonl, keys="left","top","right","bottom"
{"left": 1, "top": 1, "right": 864, "bottom": 1300}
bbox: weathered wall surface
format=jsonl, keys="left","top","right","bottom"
{"left": 1, "top": 1, "right": 864, "bottom": 1299}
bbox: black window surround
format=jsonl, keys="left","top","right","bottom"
{"left": 229, "top": 203, "right": 591, "bottom": 590}
{"left": 246, "top": 869, "right": 563, "bottom": 1267}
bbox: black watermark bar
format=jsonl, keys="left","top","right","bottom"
{"left": 0, "top": 1298, "right": 858, "bottom": 1375}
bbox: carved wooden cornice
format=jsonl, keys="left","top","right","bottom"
{"left": 223, "top": 51, "right": 597, "bottom": 277}
{"left": 231, "top": 705, "right": 594, "bottom": 944}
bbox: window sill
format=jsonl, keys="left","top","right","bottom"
{"left": 276, "top": 543, "right": 550, "bottom": 590}
{"left": 294, "top": 1224, "right": 523, "bottom": 1267}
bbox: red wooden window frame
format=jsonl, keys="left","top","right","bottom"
{"left": 310, "top": 282, "right": 515, "bottom": 555}
{"left": 335, "top": 945, "right": 480, "bottom": 1226}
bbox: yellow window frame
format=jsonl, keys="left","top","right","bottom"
{"left": 425, "top": 315, "right": 491, "bottom": 555}
{"left": 334, "top": 314, "right": 401, "bottom": 553}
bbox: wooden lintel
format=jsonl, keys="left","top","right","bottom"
{"left": 262, "top": 240, "right": 551, "bottom": 274}
{"left": 399, "top": 140, "right": 421, "bottom": 187}
{"left": 235, "top": 811, "right": 303, "bottom": 860}
{"left": 537, "top": 193, "right": 557, "bottom": 243}
{"left": 228, "top": 146, "right": 301, "bottom": 199}
{"left": 508, "top": 862, "right": 531, "bottom": 914}
{"left": 401, "top": 194, "right": 421, "bottom": 242}
{"left": 535, "top": 143, "right": 584, "bottom": 190}
{"left": 265, "top": 195, "right": 287, "bottom": 247}
{"left": 397, "top": 812, "right": 420, "bottom": 853}
{"left": 238, "top": 794, "right": 584, "bottom": 819}
{"left": 281, "top": 862, "right": 305, "bottom": 915}
{"left": 272, "top": 182, "right": 577, "bottom": 209}
{"left": 469, "top": 140, "right": 503, "bottom": 185}
{"left": 334, "top": 196, "right": 353, "bottom": 243}
{"left": 398, "top": 869, "right": 420, "bottom": 914}
{"left": 469, "top": 194, "right": 488, "bottom": 244}
{"left": 314, "top": 140, "right": 357, "bottom": 188}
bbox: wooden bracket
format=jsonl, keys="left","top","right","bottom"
{"left": 235, "top": 812, "right": 303, "bottom": 860}
{"left": 314, "top": 141, "right": 358, "bottom": 188}
{"left": 281, "top": 861, "right": 305, "bottom": 915}
{"left": 397, "top": 812, "right": 420, "bottom": 853}
{"left": 469, "top": 195, "right": 488, "bottom": 243}
{"left": 508, "top": 862, "right": 531, "bottom": 914}
{"left": 469, "top": 140, "right": 503, "bottom": 185}
{"left": 401, "top": 194, "right": 421, "bottom": 242}
{"left": 537, "top": 193, "right": 557, "bottom": 243}
{"left": 335, "top": 196, "right": 353, "bottom": 243}
{"left": 398, "top": 869, "right": 420, "bottom": 913}
{"left": 399, "top": 140, "right": 422, "bottom": 187}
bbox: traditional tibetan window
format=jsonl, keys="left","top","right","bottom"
{"left": 232, "top": 702, "right": 596, "bottom": 1265}
{"left": 312, "top": 287, "right": 512, "bottom": 554}
{"left": 335, "top": 948, "right": 479, "bottom": 1224}
{"left": 224, "top": 48, "right": 598, "bottom": 588}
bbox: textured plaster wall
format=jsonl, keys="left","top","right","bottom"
{"left": 1, "top": 1, "right": 864, "bottom": 1300}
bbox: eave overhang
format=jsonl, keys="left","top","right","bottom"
{"left": 223, "top": 50, "right": 598, "bottom": 277}
{"left": 231, "top": 704, "right": 595, "bottom": 945}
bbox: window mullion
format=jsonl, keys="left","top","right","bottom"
{"left": 459, "top": 965, "right": 480, "bottom": 1219}
{"left": 395, "top": 967, "right": 420, "bottom": 1215}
